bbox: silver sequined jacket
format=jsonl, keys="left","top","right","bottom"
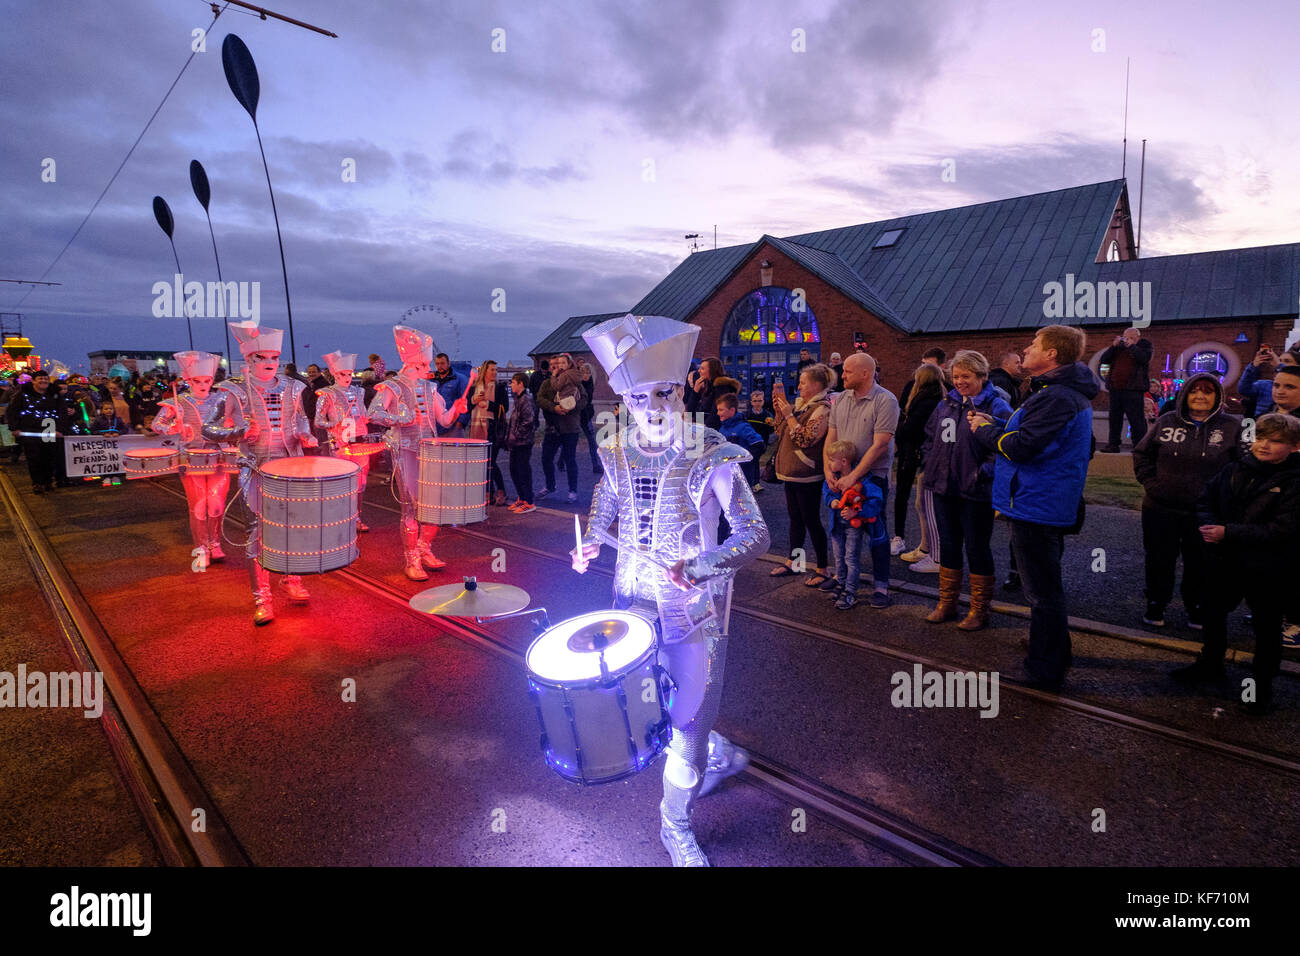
{"left": 152, "top": 393, "right": 226, "bottom": 451}
{"left": 201, "top": 376, "right": 310, "bottom": 464}
{"left": 366, "top": 377, "right": 458, "bottom": 452}
{"left": 581, "top": 421, "right": 770, "bottom": 642}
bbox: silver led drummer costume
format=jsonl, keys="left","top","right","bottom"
{"left": 315, "top": 350, "right": 372, "bottom": 532}
{"left": 365, "top": 325, "right": 465, "bottom": 581}
{"left": 202, "top": 322, "right": 316, "bottom": 625}
{"left": 578, "top": 314, "right": 769, "bottom": 867}
{"left": 151, "top": 350, "right": 232, "bottom": 568}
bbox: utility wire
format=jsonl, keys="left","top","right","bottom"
{"left": 7, "top": 4, "right": 230, "bottom": 311}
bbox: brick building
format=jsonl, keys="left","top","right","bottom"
{"left": 547, "top": 180, "right": 1300, "bottom": 410}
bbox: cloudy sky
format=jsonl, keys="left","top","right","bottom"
{"left": 3, "top": 0, "right": 1298, "bottom": 372}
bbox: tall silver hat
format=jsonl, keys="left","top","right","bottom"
{"left": 581, "top": 314, "right": 699, "bottom": 394}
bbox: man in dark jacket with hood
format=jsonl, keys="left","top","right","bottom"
{"left": 1173, "top": 413, "right": 1300, "bottom": 714}
{"left": 1099, "top": 327, "right": 1154, "bottom": 452}
{"left": 968, "top": 325, "right": 1097, "bottom": 690}
{"left": 1132, "top": 373, "right": 1244, "bottom": 630}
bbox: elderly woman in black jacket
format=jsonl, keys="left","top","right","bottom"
{"left": 1132, "top": 372, "right": 1244, "bottom": 630}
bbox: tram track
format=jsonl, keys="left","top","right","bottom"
{"left": 0, "top": 470, "right": 250, "bottom": 867}
{"left": 143, "top": 477, "right": 996, "bottom": 866}
{"left": 423, "top": 507, "right": 1300, "bottom": 781}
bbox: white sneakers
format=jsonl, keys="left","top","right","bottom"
{"left": 890, "top": 535, "right": 905, "bottom": 556}
{"left": 909, "top": 554, "right": 941, "bottom": 573}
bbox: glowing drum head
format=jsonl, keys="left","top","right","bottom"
{"left": 525, "top": 611, "right": 670, "bottom": 785}
{"left": 123, "top": 447, "right": 179, "bottom": 479}
{"left": 255, "top": 455, "right": 359, "bottom": 574}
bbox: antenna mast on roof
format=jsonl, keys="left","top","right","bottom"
{"left": 1136, "top": 139, "right": 1146, "bottom": 257}
{"left": 1121, "top": 57, "right": 1130, "bottom": 179}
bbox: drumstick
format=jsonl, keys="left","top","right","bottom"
{"left": 581, "top": 524, "right": 680, "bottom": 576}
{"left": 459, "top": 369, "right": 478, "bottom": 406}
{"left": 171, "top": 378, "right": 184, "bottom": 440}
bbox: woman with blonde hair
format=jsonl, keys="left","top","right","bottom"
{"left": 920, "top": 350, "right": 1012, "bottom": 629}
{"left": 769, "top": 363, "right": 834, "bottom": 584}
{"left": 470, "top": 359, "right": 509, "bottom": 505}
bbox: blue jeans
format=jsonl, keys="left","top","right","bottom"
{"left": 830, "top": 524, "right": 864, "bottom": 596}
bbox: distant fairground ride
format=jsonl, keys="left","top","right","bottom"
{"left": 400, "top": 305, "right": 462, "bottom": 359}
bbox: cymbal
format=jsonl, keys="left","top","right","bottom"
{"left": 409, "top": 581, "right": 531, "bottom": 618}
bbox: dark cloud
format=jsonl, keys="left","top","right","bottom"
{"left": 807, "top": 137, "right": 1217, "bottom": 252}
{"left": 316, "top": 0, "right": 964, "bottom": 148}
{"left": 438, "top": 128, "right": 586, "bottom": 184}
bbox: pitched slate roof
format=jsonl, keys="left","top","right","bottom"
{"left": 1094, "top": 243, "right": 1300, "bottom": 325}
{"left": 632, "top": 241, "right": 759, "bottom": 320}
{"left": 528, "top": 312, "right": 625, "bottom": 357}
{"left": 762, "top": 235, "right": 904, "bottom": 329}
{"left": 629, "top": 180, "right": 1298, "bottom": 334}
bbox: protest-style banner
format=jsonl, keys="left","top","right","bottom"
{"left": 63, "top": 433, "right": 182, "bottom": 478}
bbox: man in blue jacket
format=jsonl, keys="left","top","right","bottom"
{"left": 968, "top": 325, "right": 1098, "bottom": 690}
{"left": 432, "top": 352, "right": 470, "bottom": 437}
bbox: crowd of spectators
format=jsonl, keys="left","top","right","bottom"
{"left": 7, "top": 325, "right": 1299, "bottom": 713}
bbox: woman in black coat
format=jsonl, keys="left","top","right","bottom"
{"left": 892, "top": 363, "right": 945, "bottom": 555}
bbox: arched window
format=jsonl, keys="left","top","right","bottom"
{"left": 1174, "top": 342, "right": 1240, "bottom": 391}
{"left": 719, "top": 286, "right": 820, "bottom": 397}
{"left": 1106, "top": 240, "right": 1120, "bottom": 262}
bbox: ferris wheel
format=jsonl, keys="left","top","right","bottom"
{"left": 400, "top": 305, "right": 462, "bottom": 358}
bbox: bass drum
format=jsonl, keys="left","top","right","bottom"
{"left": 255, "top": 456, "right": 360, "bottom": 574}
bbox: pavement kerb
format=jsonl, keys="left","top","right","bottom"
{"left": 525, "top": 503, "right": 1299, "bottom": 680}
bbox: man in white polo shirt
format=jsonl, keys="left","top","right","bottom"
{"left": 824, "top": 352, "right": 899, "bottom": 607}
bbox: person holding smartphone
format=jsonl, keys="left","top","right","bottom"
{"left": 1238, "top": 344, "right": 1300, "bottom": 418}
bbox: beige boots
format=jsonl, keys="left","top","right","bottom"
{"left": 925, "top": 568, "right": 994, "bottom": 631}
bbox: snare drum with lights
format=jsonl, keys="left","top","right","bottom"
{"left": 337, "top": 436, "right": 385, "bottom": 458}
{"left": 181, "top": 447, "right": 224, "bottom": 475}
{"left": 123, "top": 447, "right": 179, "bottom": 479}
{"left": 525, "top": 610, "right": 672, "bottom": 785}
{"left": 416, "top": 437, "right": 489, "bottom": 525}
{"left": 254, "top": 456, "right": 360, "bottom": 574}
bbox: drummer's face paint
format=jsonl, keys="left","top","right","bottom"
{"left": 403, "top": 359, "right": 431, "bottom": 380}
{"left": 625, "top": 382, "right": 685, "bottom": 445}
{"left": 188, "top": 376, "right": 213, "bottom": 399}
{"left": 248, "top": 351, "right": 280, "bottom": 382}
